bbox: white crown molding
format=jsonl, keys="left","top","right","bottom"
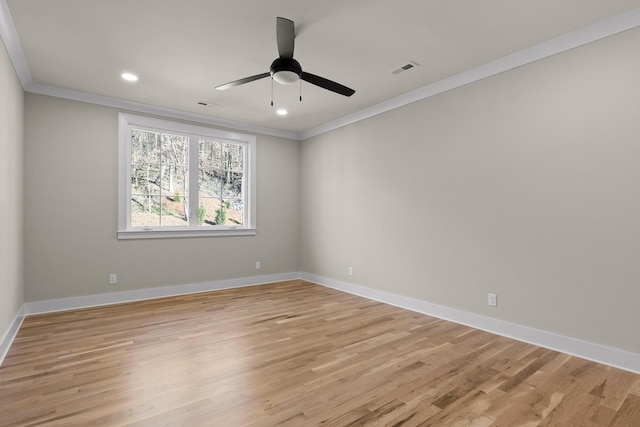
{"left": 301, "top": 7, "right": 640, "bottom": 140}
{"left": 0, "top": 0, "right": 32, "bottom": 87}
{"left": 25, "top": 82, "right": 302, "bottom": 141}
{"left": 0, "top": 1, "right": 298, "bottom": 140}
{"left": 301, "top": 272, "right": 640, "bottom": 375}
{"left": 3, "top": 3, "right": 640, "bottom": 141}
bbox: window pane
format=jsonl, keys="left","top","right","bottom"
{"left": 160, "top": 195, "right": 189, "bottom": 226}
{"left": 223, "top": 172, "right": 243, "bottom": 198}
{"left": 131, "top": 196, "right": 161, "bottom": 227}
{"left": 227, "top": 198, "right": 244, "bottom": 226}
{"left": 160, "top": 162, "right": 188, "bottom": 202}
{"left": 131, "top": 164, "right": 161, "bottom": 198}
{"left": 131, "top": 129, "right": 189, "bottom": 228}
{"left": 222, "top": 143, "right": 244, "bottom": 171}
{"left": 199, "top": 168, "right": 222, "bottom": 199}
{"left": 197, "top": 197, "right": 216, "bottom": 226}
{"left": 132, "top": 129, "right": 161, "bottom": 162}
{"left": 197, "top": 197, "right": 242, "bottom": 226}
{"left": 199, "top": 139, "right": 221, "bottom": 169}
{"left": 198, "top": 139, "right": 245, "bottom": 227}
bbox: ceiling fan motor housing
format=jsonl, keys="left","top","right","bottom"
{"left": 271, "top": 58, "right": 302, "bottom": 84}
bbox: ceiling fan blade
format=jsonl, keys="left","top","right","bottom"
{"left": 215, "top": 73, "right": 270, "bottom": 90}
{"left": 301, "top": 72, "right": 355, "bottom": 97}
{"left": 276, "top": 17, "right": 295, "bottom": 59}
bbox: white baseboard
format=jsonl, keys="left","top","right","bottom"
{"left": 1, "top": 272, "right": 300, "bottom": 366}
{"left": 1, "top": 272, "right": 299, "bottom": 366}
{"left": 7, "top": 271, "right": 639, "bottom": 375}
{"left": 23, "top": 272, "right": 301, "bottom": 315}
{"left": 301, "top": 272, "right": 640, "bottom": 375}
{"left": 0, "top": 306, "right": 25, "bottom": 366}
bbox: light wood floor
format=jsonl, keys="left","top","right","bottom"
{"left": 1, "top": 280, "right": 639, "bottom": 426}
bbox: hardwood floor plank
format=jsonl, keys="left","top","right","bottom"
{"left": 590, "top": 368, "right": 640, "bottom": 410}
{"left": 498, "top": 349, "right": 559, "bottom": 393}
{"left": 537, "top": 392, "right": 604, "bottom": 426}
{"left": 609, "top": 394, "right": 640, "bottom": 427}
{"left": 1, "top": 280, "right": 639, "bottom": 426}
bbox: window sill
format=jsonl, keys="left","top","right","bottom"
{"left": 117, "top": 228, "right": 257, "bottom": 240}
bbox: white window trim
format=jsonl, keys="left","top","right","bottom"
{"left": 118, "top": 113, "right": 256, "bottom": 239}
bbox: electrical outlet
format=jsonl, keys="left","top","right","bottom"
{"left": 255, "top": 261, "right": 261, "bottom": 270}
{"left": 348, "top": 266, "right": 353, "bottom": 276}
{"left": 109, "top": 274, "right": 118, "bottom": 285}
{"left": 488, "top": 293, "right": 497, "bottom": 307}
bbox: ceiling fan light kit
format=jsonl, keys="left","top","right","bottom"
{"left": 271, "top": 58, "right": 301, "bottom": 84}
{"left": 216, "top": 17, "right": 355, "bottom": 100}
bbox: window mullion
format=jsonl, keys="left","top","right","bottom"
{"left": 243, "top": 143, "right": 249, "bottom": 227}
{"left": 121, "top": 123, "right": 133, "bottom": 230}
{"left": 188, "top": 134, "right": 199, "bottom": 227}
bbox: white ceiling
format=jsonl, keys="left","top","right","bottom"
{"left": 3, "top": 1, "right": 640, "bottom": 139}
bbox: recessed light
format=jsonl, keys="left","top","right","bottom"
{"left": 121, "top": 72, "right": 138, "bottom": 82}
{"left": 276, "top": 109, "right": 288, "bottom": 116}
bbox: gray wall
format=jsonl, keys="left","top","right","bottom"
{"left": 300, "top": 27, "right": 640, "bottom": 354}
{"left": 0, "top": 37, "right": 24, "bottom": 336}
{"left": 24, "top": 94, "right": 300, "bottom": 301}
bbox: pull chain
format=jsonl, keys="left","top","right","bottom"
{"left": 299, "top": 80, "right": 302, "bottom": 102}
{"left": 271, "top": 77, "right": 274, "bottom": 107}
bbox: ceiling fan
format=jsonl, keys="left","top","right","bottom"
{"left": 215, "top": 17, "right": 355, "bottom": 98}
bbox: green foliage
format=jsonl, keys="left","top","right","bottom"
{"left": 142, "top": 198, "right": 171, "bottom": 217}
{"left": 198, "top": 203, "right": 206, "bottom": 225}
{"left": 214, "top": 203, "right": 227, "bottom": 225}
{"left": 174, "top": 191, "right": 181, "bottom": 203}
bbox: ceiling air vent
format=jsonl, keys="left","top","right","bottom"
{"left": 391, "top": 61, "right": 420, "bottom": 75}
{"left": 197, "top": 101, "right": 218, "bottom": 108}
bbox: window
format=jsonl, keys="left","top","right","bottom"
{"left": 118, "top": 113, "right": 256, "bottom": 239}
